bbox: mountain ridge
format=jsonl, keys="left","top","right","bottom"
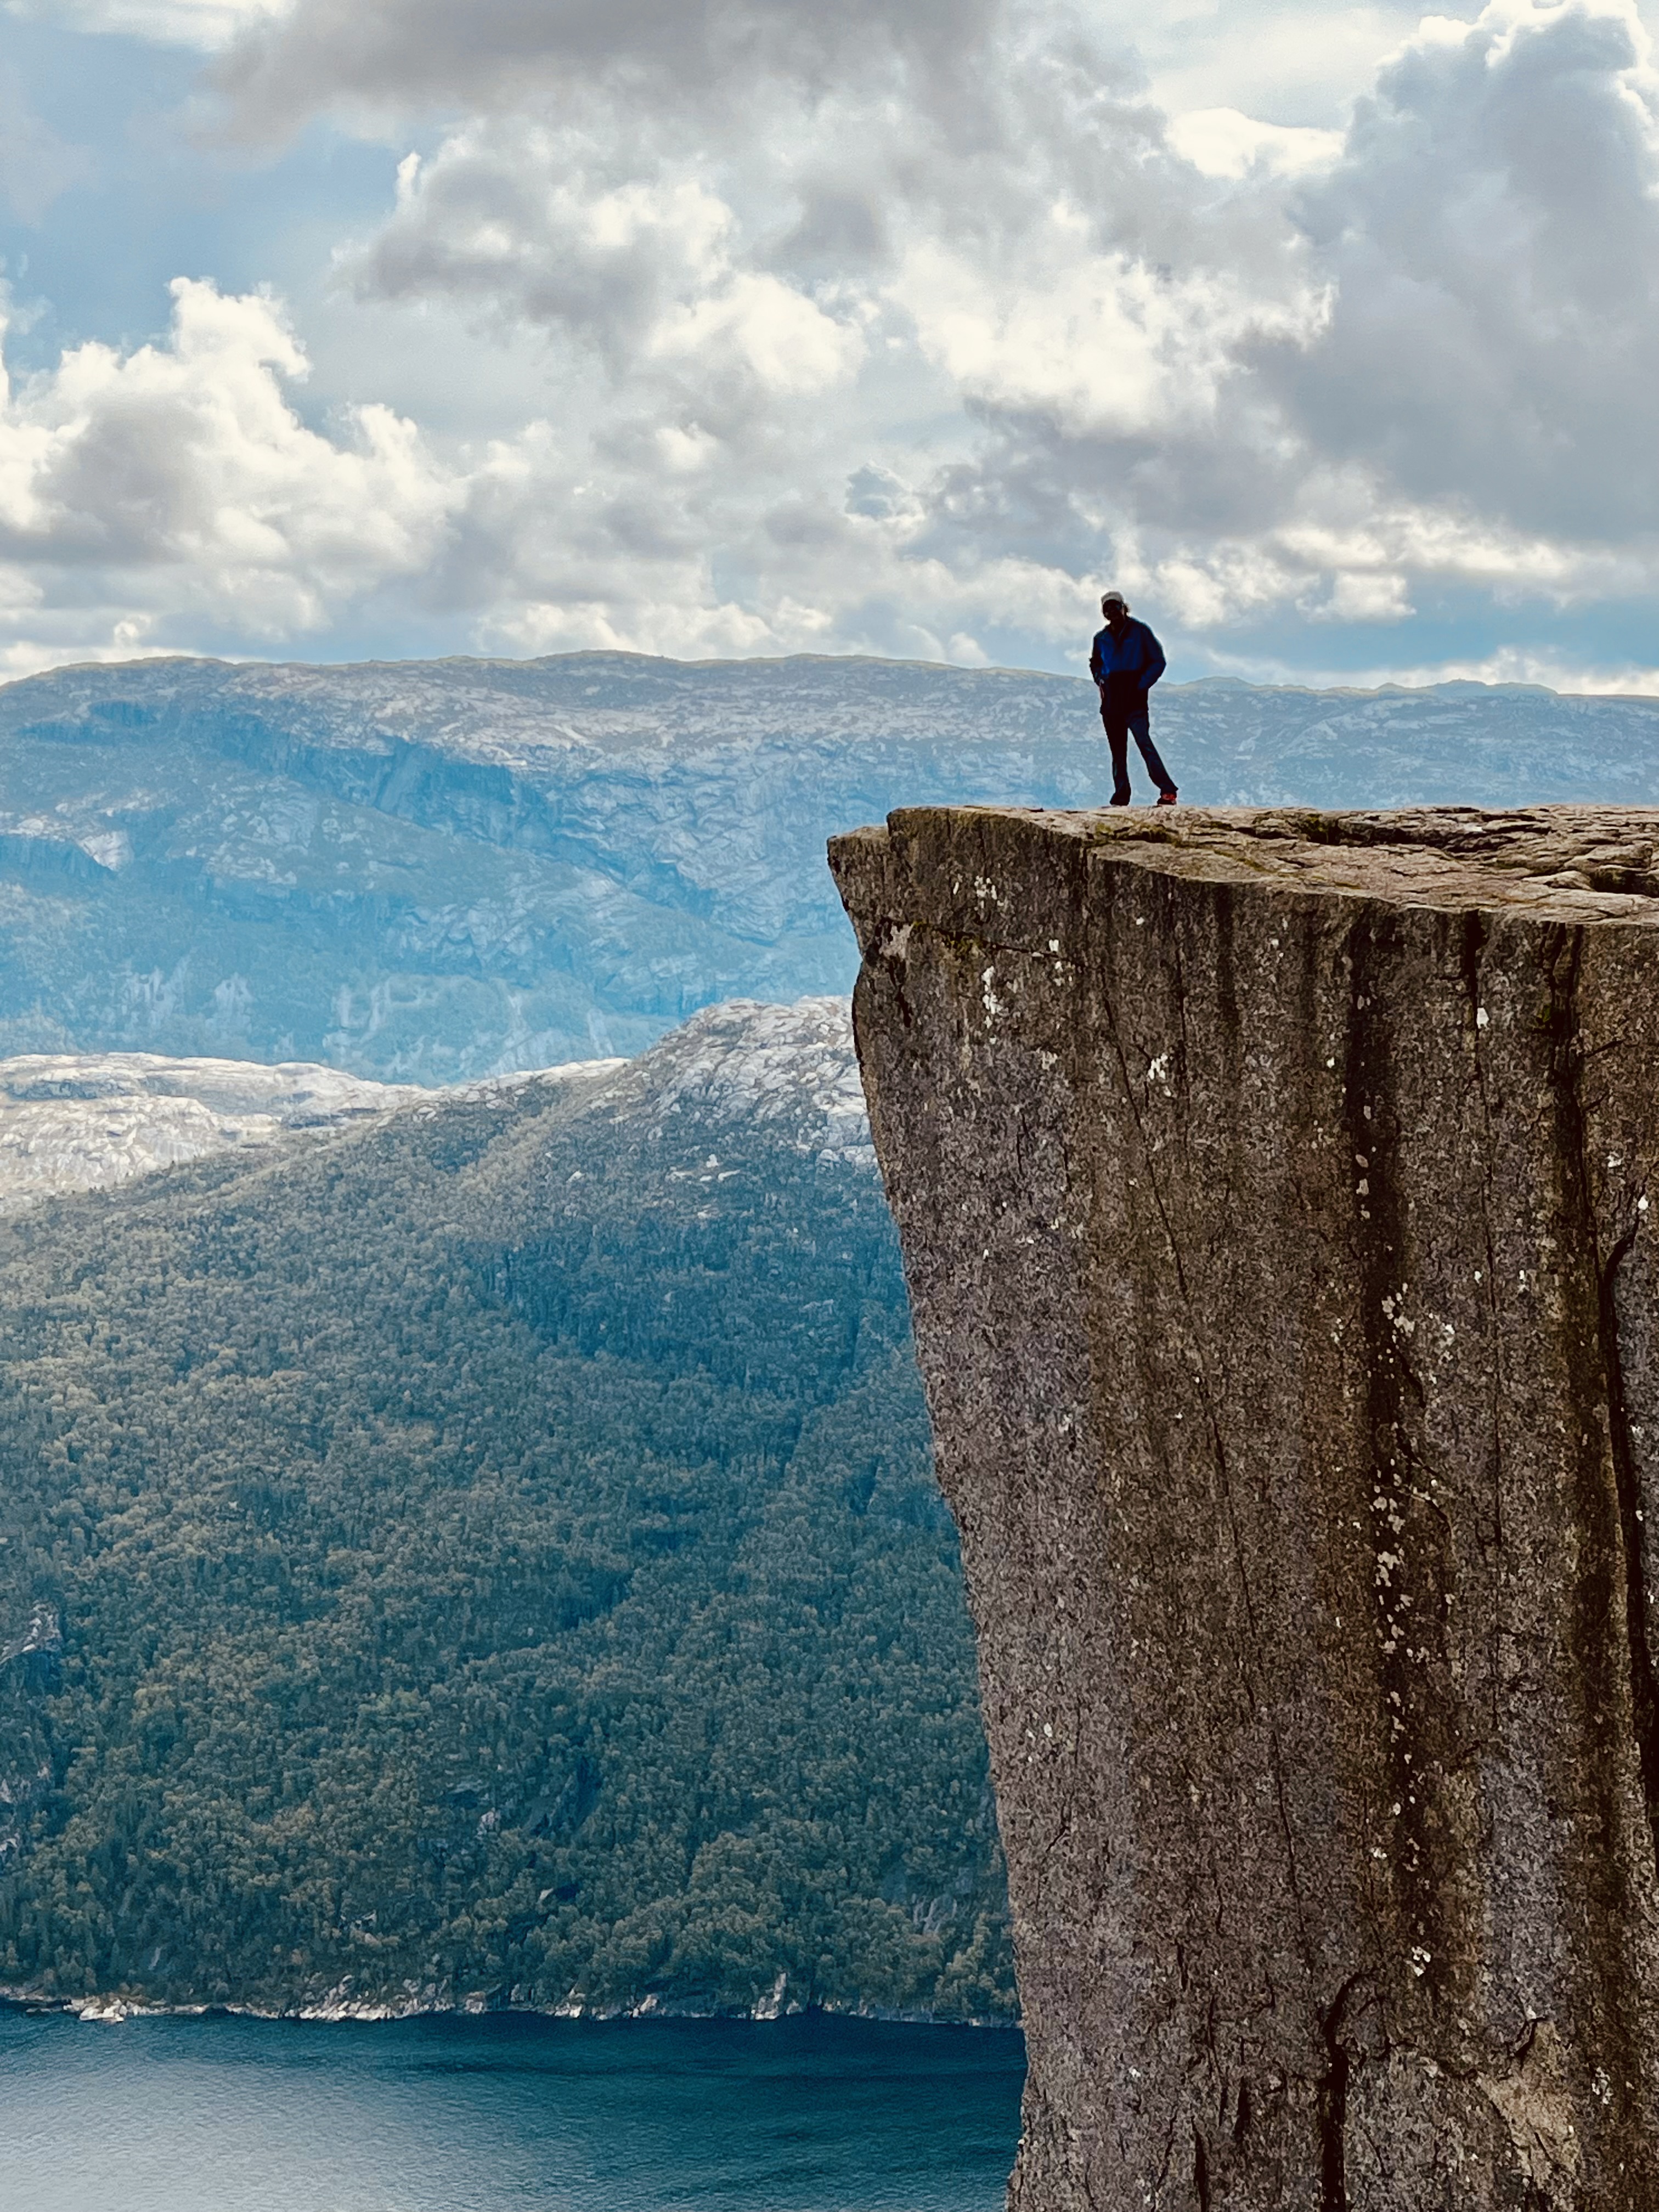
{"left": 4, "top": 650, "right": 1658, "bottom": 1080}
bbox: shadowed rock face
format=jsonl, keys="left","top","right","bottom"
{"left": 830, "top": 805, "right": 1659, "bottom": 2211}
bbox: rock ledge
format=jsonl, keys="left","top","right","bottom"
{"left": 832, "top": 805, "right": 1659, "bottom": 2211}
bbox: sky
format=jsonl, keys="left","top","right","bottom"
{"left": 1, "top": 0, "right": 1657, "bottom": 690}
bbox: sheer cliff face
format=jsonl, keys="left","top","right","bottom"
{"left": 831, "top": 806, "right": 1659, "bottom": 2211}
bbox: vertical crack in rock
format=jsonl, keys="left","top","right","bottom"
{"left": 832, "top": 803, "right": 1659, "bottom": 2212}
{"left": 1598, "top": 1229, "right": 1658, "bottom": 1862}
{"left": 1317, "top": 2037, "right": 1350, "bottom": 2212}
{"left": 1548, "top": 925, "right": 1659, "bottom": 1875}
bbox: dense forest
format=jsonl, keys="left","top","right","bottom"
{"left": 0, "top": 1011, "right": 1013, "bottom": 2021}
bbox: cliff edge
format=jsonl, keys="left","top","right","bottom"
{"left": 830, "top": 805, "right": 1659, "bottom": 2211}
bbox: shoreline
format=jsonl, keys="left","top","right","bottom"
{"left": 0, "top": 1984, "right": 1019, "bottom": 2032}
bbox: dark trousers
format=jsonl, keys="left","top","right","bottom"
{"left": 1101, "top": 687, "right": 1175, "bottom": 802}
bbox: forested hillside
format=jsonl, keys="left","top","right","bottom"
{"left": 0, "top": 1002, "right": 1012, "bottom": 2021}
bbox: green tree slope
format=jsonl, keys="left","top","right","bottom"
{"left": 0, "top": 1033, "right": 1013, "bottom": 2019}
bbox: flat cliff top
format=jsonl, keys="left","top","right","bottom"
{"left": 832, "top": 803, "right": 1659, "bottom": 926}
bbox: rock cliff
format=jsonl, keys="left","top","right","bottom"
{"left": 831, "top": 804, "right": 1659, "bottom": 2210}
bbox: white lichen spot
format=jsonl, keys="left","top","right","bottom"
{"left": 1381, "top": 1292, "right": 1414, "bottom": 1337}
{"left": 1409, "top": 1947, "right": 1431, "bottom": 1978}
{"left": 1476, "top": 1007, "right": 1489, "bottom": 1030}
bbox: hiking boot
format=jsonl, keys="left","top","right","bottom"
{"left": 1109, "top": 794, "right": 1131, "bottom": 807}
{"left": 1156, "top": 789, "right": 1178, "bottom": 806}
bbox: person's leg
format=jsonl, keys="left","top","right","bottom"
{"left": 1102, "top": 705, "right": 1132, "bottom": 804}
{"left": 1128, "top": 705, "right": 1176, "bottom": 797}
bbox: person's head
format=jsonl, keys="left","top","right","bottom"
{"left": 1101, "top": 591, "right": 1128, "bottom": 625}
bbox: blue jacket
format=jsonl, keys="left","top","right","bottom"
{"left": 1090, "top": 617, "right": 1166, "bottom": 692}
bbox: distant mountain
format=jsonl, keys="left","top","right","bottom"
{"left": 0, "top": 1052, "right": 433, "bottom": 1214}
{"left": 3, "top": 652, "right": 1656, "bottom": 1081}
{"left": 0, "top": 1000, "right": 1011, "bottom": 2022}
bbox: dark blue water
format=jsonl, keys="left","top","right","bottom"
{"left": 0, "top": 2009, "right": 1024, "bottom": 2211}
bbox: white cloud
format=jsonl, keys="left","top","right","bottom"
{"left": 1136, "top": 1, "right": 1441, "bottom": 126}
{"left": 0, "top": 277, "right": 456, "bottom": 663}
{"left": 1166, "top": 108, "right": 1345, "bottom": 178}
{"left": 1262, "top": 0, "right": 1659, "bottom": 543}
{"left": 6, "top": 0, "right": 1659, "bottom": 685}
{"left": 203, "top": 0, "right": 1001, "bottom": 144}
{"left": 347, "top": 133, "right": 864, "bottom": 409}
{"left": 893, "top": 223, "right": 1323, "bottom": 439}
{"left": 885, "top": 0, "right": 1659, "bottom": 639}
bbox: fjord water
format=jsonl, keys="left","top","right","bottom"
{"left": 0, "top": 2010, "right": 1024, "bottom": 2211}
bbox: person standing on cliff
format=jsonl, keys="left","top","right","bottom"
{"left": 1090, "top": 591, "right": 1177, "bottom": 806}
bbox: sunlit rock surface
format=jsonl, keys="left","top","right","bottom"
{"left": 0, "top": 1053, "right": 422, "bottom": 1212}
{"left": 833, "top": 804, "right": 1659, "bottom": 2210}
{"left": 590, "top": 997, "right": 871, "bottom": 1164}
{"left": 7, "top": 652, "right": 1659, "bottom": 1080}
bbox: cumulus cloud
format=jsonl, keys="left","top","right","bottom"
{"left": 1268, "top": 0, "right": 1659, "bottom": 540}
{"left": 881, "top": 0, "right": 1659, "bottom": 642}
{"left": 351, "top": 136, "right": 865, "bottom": 414}
{"left": 0, "top": 277, "right": 455, "bottom": 667}
{"left": 208, "top": 0, "right": 997, "bottom": 144}
{"left": 5, "top": 0, "right": 1658, "bottom": 681}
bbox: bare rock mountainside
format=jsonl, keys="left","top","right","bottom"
{"left": 832, "top": 805, "right": 1659, "bottom": 2210}
{"left": 0, "top": 1052, "right": 426, "bottom": 1214}
{"left": 6, "top": 652, "right": 1659, "bottom": 1080}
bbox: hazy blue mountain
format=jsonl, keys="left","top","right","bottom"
{"left": 3, "top": 652, "right": 1656, "bottom": 1080}
{"left": 0, "top": 1001, "right": 1011, "bottom": 2023}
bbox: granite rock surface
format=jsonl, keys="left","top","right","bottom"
{"left": 832, "top": 804, "right": 1659, "bottom": 2210}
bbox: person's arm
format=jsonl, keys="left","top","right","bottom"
{"left": 1088, "top": 630, "right": 1105, "bottom": 687}
{"left": 1138, "top": 624, "right": 1166, "bottom": 692}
